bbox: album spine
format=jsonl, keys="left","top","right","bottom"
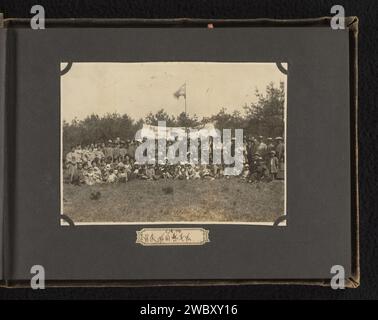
{"left": 0, "top": 14, "right": 10, "bottom": 286}
{"left": 0, "top": 19, "right": 6, "bottom": 284}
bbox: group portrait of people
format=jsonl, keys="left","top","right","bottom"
{"left": 63, "top": 134, "right": 285, "bottom": 186}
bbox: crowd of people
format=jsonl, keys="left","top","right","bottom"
{"left": 63, "top": 136, "right": 285, "bottom": 186}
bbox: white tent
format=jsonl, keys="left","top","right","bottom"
{"left": 137, "top": 123, "right": 219, "bottom": 141}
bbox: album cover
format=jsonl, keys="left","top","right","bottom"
{"left": 0, "top": 17, "right": 358, "bottom": 287}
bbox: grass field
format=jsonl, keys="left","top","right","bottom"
{"left": 63, "top": 179, "right": 284, "bottom": 224}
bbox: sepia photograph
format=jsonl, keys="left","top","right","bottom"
{"left": 60, "top": 62, "right": 287, "bottom": 225}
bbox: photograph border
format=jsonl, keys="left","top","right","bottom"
{"left": 59, "top": 61, "right": 288, "bottom": 226}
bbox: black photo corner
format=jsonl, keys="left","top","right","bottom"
{"left": 0, "top": 0, "right": 377, "bottom": 303}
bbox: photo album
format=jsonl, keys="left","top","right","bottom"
{"left": 0, "top": 17, "right": 358, "bottom": 287}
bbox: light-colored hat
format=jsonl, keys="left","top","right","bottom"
{"left": 275, "top": 137, "right": 283, "bottom": 140}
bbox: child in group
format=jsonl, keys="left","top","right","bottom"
{"left": 85, "top": 166, "right": 96, "bottom": 186}
{"left": 217, "top": 164, "right": 225, "bottom": 178}
{"left": 72, "top": 162, "right": 85, "bottom": 186}
{"left": 98, "top": 159, "right": 106, "bottom": 173}
{"left": 162, "top": 167, "right": 172, "bottom": 180}
{"left": 136, "top": 164, "right": 147, "bottom": 180}
{"left": 154, "top": 165, "right": 163, "bottom": 180}
{"left": 241, "top": 163, "right": 250, "bottom": 181}
{"left": 107, "top": 169, "right": 118, "bottom": 183}
{"left": 193, "top": 165, "right": 201, "bottom": 179}
{"left": 124, "top": 157, "right": 133, "bottom": 175}
{"left": 201, "top": 165, "right": 214, "bottom": 180}
{"left": 145, "top": 165, "right": 156, "bottom": 180}
{"left": 213, "top": 164, "right": 221, "bottom": 178}
{"left": 268, "top": 150, "right": 279, "bottom": 180}
{"left": 102, "top": 164, "right": 111, "bottom": 182}
{"left": 183, "top": 164, "right": 191, "bottom": 180}
{"left": 64, "top": 135, "right": 284, "bottom": 185}
{"left": 116, "top": 158, "right": 125, "bottom": 171}
{"left": 187, "top": 164, "right": 195, "bottom": 180}
{"left": 132, "top": 163, "right": 142, "bottom": 179}
{"left": 118, "top": 167, "right": 128, "bottom": 183}
{"left": 255, "top": 157, "right": 271, "bottom": 182}
{"left": 173, "top": 165, "right": 182, "bottom": 180}
{"left": 179, "top": 166, "right": 186, "bottom": 180}
{"left": 92, "top": 165, "right": 103, "bottom": 184}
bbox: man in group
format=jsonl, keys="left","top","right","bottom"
{"left": 267, "top": 137, "right": 275, "bottom": 153}
{"left": 103, "top": 140, "right": 114, "bottom": 162}
{"left": 275, "top": 137, "right": 285, "bottom": 162}
{"left": 126, "top": 140, "right": 137, "bottom": 161}
{"left": 256, "top": 136, "right": 268, "bottom": 159}
{"left": 246, "top": 138, "right": 255, "bottom": 168}
{"left": 275, "top": 136, "right": 285, "bottom": 178}
{"left": 119, "top": 140, "right": 128, "bottom": 161}
{"left": 113, "top": 137, "right": 121, "bottom": 161}
{"left": 93, "top": 145, "right": 105, "bottom": 162}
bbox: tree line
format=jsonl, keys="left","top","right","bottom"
{"left": 63, "top": 81, "right": 285, "bottom": 152}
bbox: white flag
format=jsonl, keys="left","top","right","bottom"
{"left": 173, "top": 83, "right": 186, "bottom": 99}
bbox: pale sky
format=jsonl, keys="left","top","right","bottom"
{"left": 61, "top": 62, "right": 287, "bottom": 122}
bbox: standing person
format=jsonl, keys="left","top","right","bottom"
{"left": 127, "top": 140, "right": 137, "bottom": 161}
{"left": 119, "top": 140, "right": 127, "bottom": 161}
{"left": 246, "top": 138, "right": 254, "bottom": 168}
{"left": 104, "top": 140, "right": 114, "bottom": 162}
{"left": 86, "top": 144, "right": 96, "bottom": 167}
{"left": 66, "top": 146, "right": 78, "bottom": 184}
{"left": 256, "top": 136, "right": 268, "bottom": 159}
{"left": 275, "top": 137, "right": 285, "bottom": 179}
{"left": 268, "top": 151, "right": 279, "bottom": 180}
{"left": 267, "top": 138, "right": 275, "bottom": 153}
{"left": 100, "top": 142, "right": 106, "bottom": 157}
{"left": 275, "top": 137, "right": 285, "bottom": 162}
{"left": 94, "top": 146, "right": 105, "bottom": 162}
{"left": 113, "top": 138, "right": 121, "bottom": 161}
{"left": 72, "top": 162, "right": 85, "bottom": 186}
{"left": 74, "top": 144, "right": 83, "bottom": 163}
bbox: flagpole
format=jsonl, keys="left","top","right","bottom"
{"left": 184, "top": 83, "right": 188, "bottom": 142}
{"left": 184, "top": 82, "right": 187, "bottom": 116}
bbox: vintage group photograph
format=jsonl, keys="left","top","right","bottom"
{"left": 60, "top": 62, "right": 287, "bottom": 225}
